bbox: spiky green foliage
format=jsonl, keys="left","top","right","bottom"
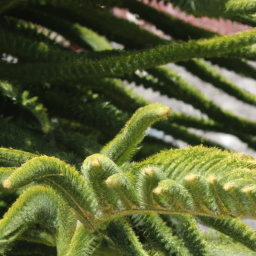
{"left": 2, "top": 0, "right": 256, "bottom": 255}
{"left": 1, "top": 104, "right": 256, "bottom": 255}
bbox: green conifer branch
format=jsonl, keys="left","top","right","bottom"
{"left": 205, "top": 237, "right": 256, "bottom": 256}
{"left": 236, "top": 134, "right": 256, "bottom": 151}
{"left": 165, "top": 0, "right": 256, "bottom": 17}
{"left": 101, "top": 103, "right": 170, "bottom": 165}
{"left": 92, "top": 239, "right": 124, "bottom": 256}
{"left": 153, "top": 122, "right": 223, "bottom": 148}
{"left": 55, "top": 118, "right": 106, "bottom": 143}
{"left": 0, "top": 81, "right": 50, "bottom": 133}
{"left": 0, "top": 15, "right": 71, "bottom": 62}
{"left": 101, "top": 2, "right": 256, "bottom": 111}
{"left": 168, "top": 113, "right": 223, "bottom": 132}
{"left": 0, "top": 28, "right": 73, "bottom": 63}
{"left": 0, "top": 185, "right": 83, "bottom": 255}
{"left": 2, "top": 155, "right": 96, "bottom": 230}
{"left": 0, "top": 46, "right": 252, "bottom": 147}
{"left": 106, "top": 173, "right": 139, "bottom": 209}
{"left": 43, "top": 20, "right": 148, "bottom": 114}
{"left": 138, "top": 1, "right": 256, "bottom": 85}
{"left": 0, "top": 186, "right": 59, "bottom": 253}
{"left": 225, "top": 45, "right": 256, "bottom": 61}
{"left": 81, "top": 155, "right": 150, "bottom": 255}
{"left": 167, "top": 113, "right": 256, "bottom": 151}
{"left": 0, "top": 117, "right": 82, "bottom": 166}
{"left": 0, "top": 148, "right": 36, "bottom": 167}
{"left": 168, "top": 214, "right": 207, "bottom": 256}
{"left": 8, "top": 1, "right": 256, "bottom": 90}
{"left": 167, "top": 112, "right": 256, "bottom": 152}
{"left": 0, "top": 80, "right": 19, "bottom": 98}
{"left": 32, "top": 89, "right": 128, "bottom": 139}
{"left": 131, "top": 214, "right": 190, "bottom": 255}
{"left": 148, "top": 67, "right": 256, "bottom": 136}
{"left": 51, "top": 77, "right": 227, "bottom": 149}
{"left": 106, "top": 219, "right": 148, "bottom": 256}
{"left": 81, "top": 68, "right": 250, "bottom": 150}
{"left": 21, "top": 91, "right": 50, "bottom": 133}
{"left": 182, "top": 174, "right": 218, "bottom": 215}
{"left": 179, "top": 59, "right": 256, "bottom": 107}
{"left": 54, "top": 78, "right": 142, "bottom": 115}
{"left": 15, "top": 83, "right": 223, "bottom": 149}
{"left": 2, "top": 142, "right": 256, "bottom": 226}
{"left": 209, "top": 57, "right": 256, "bottom": 82}
{"left": 135, "top": 165, "right": 166, "bottom": 207}
{"left": 4, "top": 5, "right": 256, "bottom": 124}
{"left": 82, "top": 154, "right": 131, "bottom": 211}
{"left": 231, "top": 14, "right": 256, "bottom": 27}
{"left": 117, "top": 0, "right": 256, "bottom": 94}
{"left": 84, "top": 78, "right": 148, "bottom": 113}
{"left": 18, "top": 228, "right": 56, "bottom": 247}
{"left": 152, "top": 179, "right": 195, "bottom": 213}
{"left": 0, "top": 167, "right": 25, "bottom": 217}
{"left": 52, "top": 129, "right": 102, "bottom": 159}
{"left": 8, "top": 8, "right": 112, "bottom": 51}
{"left": 2, "top": 105, "right": 256, "bottom": 254}
{"left": 1, "top": 29, "right": 256, "bottom": 82}
{"left": 119, "top": 0, "right": 216, "bottom": 40}
{"left": 64, "top": 222, "right": 101, "bottom": 256}
{"left": 0, "top": 16, "right": 64, "bottom": 50}
{"left": 28, "top": 4, "right": 165, "bottom": 48}
{"left": 200, "top": 216, "right": 256, "bottom": 251}
{"left": 0, "top": 167, "right": 15, "bottom": 183}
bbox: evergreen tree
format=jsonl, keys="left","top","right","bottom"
{"left": 1, "top": 0, "right": 256, "bottom": 255}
